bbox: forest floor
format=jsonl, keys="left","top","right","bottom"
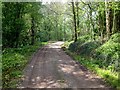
{"left": 18, "top": 41, "right": 110, "bottom": 88}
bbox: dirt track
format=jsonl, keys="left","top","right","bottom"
{"left": 19, "top": 41, "right": 110, "bottom": 88}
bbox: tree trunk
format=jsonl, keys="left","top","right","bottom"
{"left": 88, "top": 3, "right": 95, "bottom": 40}
{"left": 105, "top": 1, "right": 113, "bottom": 40}
{"left": 15, "top": 3, "right": 22, "bottom": 48}
{"left": 31, "top": 16, "right": 35, "bottom": 45}
{"left": 115, "top": 3, "right": 120, "bottom": 33}
{"left": 64, "top": 17, "right": 66, "bottom": 41}
{"left": 72, "top": 1, "right": 77, "bottom": 42}
{"left": 76, "top": 2, "right": 79, "bottom": 31}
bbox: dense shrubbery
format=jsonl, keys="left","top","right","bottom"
{"left": 109, "top": 33, "right": 120, "bottom": 43}
{"left": 95, "top": 42, "right": 120, "bottom": 60}
{"left": 68, "top": 35, "right": 91, "bottom": 52}
{"left": 69, "top": 42, "right": 79, "bottom": 52}
{"left": 68, "top": 35, "right": 101, "bottom": 55}
{"left": 94, "top": 33, "right": 120, "bottom": 71}
{"left": 77, "top": 35, "right": 90, "bottom": 43}
{"left": 2, "top": 42, "right": 47, "bottom": 88}
{"left": 64, "top": 33, "right": 120, "bottom": 88}
{"left": 77, "top": 41, "right": 101, "bottom": 56}
{"left": 68, "top": 33, "right": 120, "bottom": 71}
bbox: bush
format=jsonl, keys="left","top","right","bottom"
{"left": 77, "top": 35, "right": 91, "bottom": 43}
{"left": 96, "top": 42, "right": 120, "bottom": 59}
{"left": 94, "top": 35, "right": 120, "bottom": 71}
{"left": 68, "top": 35, "right": 91, "bottom": 52}
{"left": 68, "top": 42, "right": 79, "bottom": 52}
{"left": 64, "top": 33, "right": 120, "bottom": 88}
{"left": 77, "top": 41, "right": 101, "bottom": 56}
{"left": 109, "top": 33, "right": 120, "bottom": 43}
{"left": 68, "top": 33, "right": 120, "bottom": 72}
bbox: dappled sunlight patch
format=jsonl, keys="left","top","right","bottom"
{"left": 84, "top": 74, "right": 101, "bottom": 82}
{"left": 58, "top": 62, "right": 86, "bottom": 76}
{"left": 30, "top": 76, "right": 68, "bottom": 88}
{"left": 58, "top": 64, "right": 75, "bottom": 74}
{"left": 31, "top": 65, "right": 34, "bottom": 68}
{"left": 100, "top": 85, "right": 106, "bottom": 88}
{"left": 58, "top": 59, "right": 62, "bottom": 62}
{"left": 72, "top": 71, "right": 84, "bottom": 75}
{"left": 48, "top": 41, "right": 64, "bottom": 49}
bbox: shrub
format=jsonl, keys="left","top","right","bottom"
{"left": 94, "top": 36, "right": 120, "bottom": 71}
{"left": 68, "top": 42, "right": 79, "bottom": 52}
{"left": 77, "top": 35, "right": 91, "bottom": 43}
{"left": 77, "top": 41, "right": 101, "bottom": 56}
{"left": 68, "top": 35, "right": 91, "bottom": 52}
{"left": 109, "top": 33, "right": 120, "bottom": 43}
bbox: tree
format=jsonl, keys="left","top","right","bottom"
{"left": 28, "top": 3, "right": 42, "bottom": 45}
{"left": 2, "top": 2, "right": 43, "bottom": 48}
{"left": 2, "top": 2, "right": 25, "bottom": 48}
{"left": 71, "top": 1, "right": 77, "bottom": 42}
{"left": 105, "top": 1, "right": 113, "bottom": 40}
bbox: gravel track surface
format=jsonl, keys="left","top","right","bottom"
{"left": 19, "top": 41, "right": 110, "bottom": 89}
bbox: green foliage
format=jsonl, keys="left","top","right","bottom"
{"left": 94, "top": 33, "right": 120, "bottom": 71}
{"left": 61, "top": 41, "right": 73, "bottom": 49}
{"left": 2, "top": 1, "right": 120, "bottom": 88}
{"left": 2, "top": 2, "right": 26, "bottom": 47}
{"left": 2, "top": 42, "right": 47, "bottom": 88}
{"left": 96, "top": 42, "right": 120, "bottom": 59}
{"left": 109, "top": 33, "right": 120, "bottom": 43}
{"left": 77, "top": 35, "right": 91, "bottom": 43}
{"left": 68, "top": 33, "right": 120, "bottom": 72}
{"left": 69, "top": 42, "right": 79, "bottom": 52}
{"left": 77, "top": 41, "right": 101, "bottom": 56}
{"left": 68, "top": 35, "right": 101, "bottom": 56}
{"left": 2, "top": 2, "right": 43, "bottom": 48}
{"left": 65, "top": 33, "right": 120, "bottom": 88}
{"left": 64, "top": 49, "right": 119, "bottom": 88}
{"left": 68, "top": 35, "right": 91, "bottom": 52}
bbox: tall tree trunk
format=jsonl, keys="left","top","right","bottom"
{"left": 76, "top": 2, "right": 79, "bottom": 31}
{"left": 105, "top": 1, "right": 113, "bottom": 40}
{"left": 115, "top": 3, "right": 120, "bottom": 33}
{"left": 63, "top": 17, "right": 66, "bottom": 41}
{"left": 15, "top": 3, "right": 22, "bottom": 48}
{"left": 55, "top": 19, "right": 58, "bottom": 40}
{"left": 72, "top": 1, "right": 77, "bottom": 42}
{"left": 112, "top": 8, "right": 116, "bottom": 34}
{"left": 88, "top": 3, "right": 95, "bottom": 40}
{"left": 98, "top": 10, "right": 103, "bottom": 43}
{"left": 31, "top": 16, "right": 35, "bottom": 45}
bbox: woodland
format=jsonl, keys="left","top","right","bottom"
{"left": 1, "top": 1, "right": 120, "bottom": 88}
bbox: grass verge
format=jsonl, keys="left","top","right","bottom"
{"left": 2, "top": 42, "right": 48, "bottom": 88}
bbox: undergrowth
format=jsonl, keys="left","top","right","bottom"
{"left": 62, "top": 33, "right": 120, "bottom": 89}
{"left": 65, "top": 50, "right": 119, "bottom": 89}
{"left": 2, "top": 42, "right": 47, "bottom": 88}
